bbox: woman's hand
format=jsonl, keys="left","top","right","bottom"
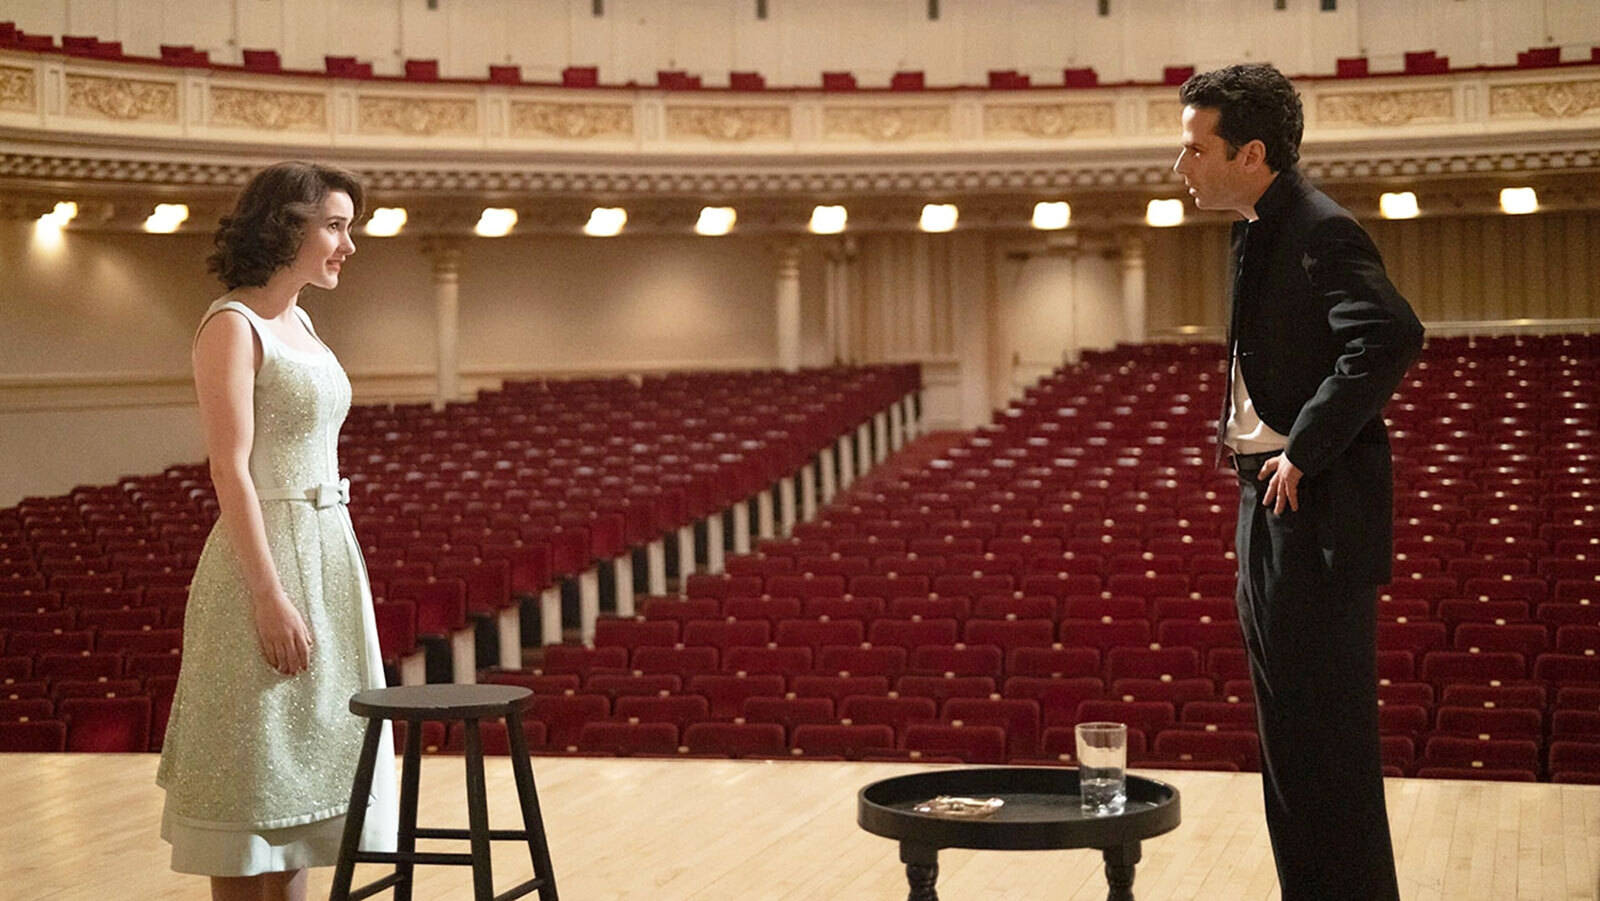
{"left": 254, "top": 593, "right": 313, "bottom": 676}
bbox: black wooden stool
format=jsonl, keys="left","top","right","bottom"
{"left": 330, "top": 684, "right": 559, "bottom": 901}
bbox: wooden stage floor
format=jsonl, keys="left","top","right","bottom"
{"left": 7, "top": 754, "right": 1598, "bottom": 900}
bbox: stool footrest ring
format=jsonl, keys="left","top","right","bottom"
{"left": 352, "top": 850, "right": 476, "bottom": 866}
{"left": 415, "top": 826, "right": 539, "bottom": 841}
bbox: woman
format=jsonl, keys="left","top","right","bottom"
{"left": 157, "top": 161, "right": 397, "bottom": 901}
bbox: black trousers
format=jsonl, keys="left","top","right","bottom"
{"left": 1234, "top": 464, "right": 1400, "bottom": 901}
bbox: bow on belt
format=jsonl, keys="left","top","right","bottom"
{"left": 257, "top": 478, "right": 351, "bottom": 509}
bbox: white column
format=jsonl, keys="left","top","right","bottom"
{"left": 838, "top": 433, "right": 856, "bottom": 487}
{"left": 778, "top": 476, "right": 797, "bottom": 536}
{"left": 496, "top": 607, "right": 521, "bottom": 670}
{"left": 776, "top": 244, "right": 802, "bottom": 372}
{"left": 677, "top": 524, "right": 697, "bottom": 582}
{"left": 819, "top": 449, "right": 837, "bottom": 503}
{"left": 857, "top": 422, "right": 874, "bottom": 473}
{"left": 1120, "top": 232, "right": 1148, "bottom": 345}
{"left": 647, "top": 538, "right": 668, "bottom": 595}
{"left": 426, "top": 241, "right": 461, "bottom": 411}
{"left": 890, "top": 402, "right": 905, "bottom": 451}
{"left": 579, "top": 568, "right": 600, "bottom": 644}
{"left": 800, "top": 463, "right": 818, "bottom": 521}
{"left": 707, "top": 513, "right": 726, "bottom": 574}
{"left": 613, "top": 555, "right": 635, "bottom": 618}
{"left": 539, "top": 587, "right": 562, "bottom": 647}
{"left": 757, "top": 489, "right": 776, "bottom": 539}
{"left": 732, "top": 501, "right": 752, "bottom": 554}
{"left": 903, "top": 394, "right": 921, "bottom": 440}
{"left": 824, "top": 239, "right": 857, "bottom": 364}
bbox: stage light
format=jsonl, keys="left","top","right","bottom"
{"left": 1499, "top": 187, "right": 1538, "bottom": 215}
{"left": 39, "top": 201, "right": 78, "bottom": 228}
{"left": 1032, "top": 201, "right": 1071, "bottom": 230}
{"left": 695, "top": 206, "right": 737, "bottom": 236}
{"left": 1379, "top": 192, "right": 1419, "bottom": 220}
{"left": 919, "top": 203, "right": 958, "bottom": 233}
{"left": 583, "top": 207, "right": 627, "bottom": 237}
{"left": 364, "top": 207, "right": 407, "bottom": 236}
{"left": 143, "top": 203, "right": 190, "bottom": 233}
{"left": 474, "top": 207, "right": 518, "bottom": 237}
{"left": 809, "top": 205, "right": 847, "bottom": 234}
{"left": 1145, "top": 199, "right": 1184, "bottom": 227}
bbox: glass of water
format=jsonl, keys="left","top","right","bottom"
{"left": 1075, "top": 721, "right": 1128, "bottom": 816}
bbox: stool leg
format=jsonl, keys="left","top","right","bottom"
{"left": 393, "top": 718, "right": 425, "bottom": 901}
{"left": 462, "top": 719, "right": 496, "bottom": 901}
{"left": 331, "top": 718, "right": 384, "bottom": 901}
{"left": 505, "top": 709, "right": 560, "bottom": 900}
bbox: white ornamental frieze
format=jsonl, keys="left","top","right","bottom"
{"left": 65, "top": 74, "right": 178, "bottom": 122}
{"left": 510, "top": 101, "right": 634, "bottom": 139}
{"left": 1317, "top": 90, "right": 1453, "bottom": 127}
{"left": 1489, "top": 80, "right": 1600, "bottom": 119}
{"left": 984, "top": 102, "right": 1113, "bottom": 138}
{"left": 665, "top": 105, "right": 790, "bottom": 141}
{"left": 823, "top": 105, "right": 951, "bottom": 141}
{"left": 210, "top": 87, "right": 326, "bottom": 132}
{"left": 0, "top": 65, "right": 35, "bottom": 112}
{"left": 357, "top": 97, "right": 477, "bottom": 137}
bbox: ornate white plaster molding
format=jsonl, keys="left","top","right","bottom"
{"left": 1, "top": 50, "right": 1596, "bottom": 202}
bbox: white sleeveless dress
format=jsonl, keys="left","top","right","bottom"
{"left": 156, "top": 297, "right": 397, "bottom": 876}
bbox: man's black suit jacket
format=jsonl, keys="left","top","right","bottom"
{"left": 1223, "top": 167, "right": 1425, "bottom": 585}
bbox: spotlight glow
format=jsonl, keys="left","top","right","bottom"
{"left": 809, "top": 205, "right": 848, "bottom": 234}
{"left": 1032, "top": 201, "right": 1071, "bottom": 230}
{"left": 1379, "top": 192, "right": 1419, "bottom": 220}
{"left": 919, "top": 203, "right": 959, "bottom": 233}
{"left": 1145, "top": 199, "right": 1185, "bottom": 227}
{"left": 39, "top": 201, "right": 78, "bottom": 228}
{"left": 143, "top": 203, "right": 190, "bottom": 233}
{"left": 583, "top": 207, "right": 627, "bottom": 237}
{"left": 695, "top": 206, "right": 737, "bottom": 236}
{"left": 1499, "top": 187, "right": 1538, "bottom": 215}
{"left": 364, "top": 207, "right": 408, "bottom": 237}
{"left": 474, "top": 207, "right": 518, "bottom": 237}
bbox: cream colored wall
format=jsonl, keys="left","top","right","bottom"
{"left": 1143, "top": 210, "right": 1600, "bottom": 337}
{"left": 7, "top": 0, "right": 1597, "bottom": 85}
{"left": 1, "top": 223, "right": 809, "bottom": 506}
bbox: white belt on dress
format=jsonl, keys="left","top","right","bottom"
{"left": 256, "top": 478, "right": 350, "bottom": 508}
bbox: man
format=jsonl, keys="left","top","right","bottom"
{"left": 1173, "top": 64, "right": 1423, "bottom": 900}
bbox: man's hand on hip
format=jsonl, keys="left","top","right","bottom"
{"left": 1259, "top": 454, "right": 1302, "bottom": 514}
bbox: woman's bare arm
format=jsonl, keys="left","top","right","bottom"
{"left": 193, "top": 311, "right": 312, "bottom": 675}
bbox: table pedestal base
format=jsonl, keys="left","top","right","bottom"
{"left": 896, "top": 841, "right": 1143, "bottom": 901}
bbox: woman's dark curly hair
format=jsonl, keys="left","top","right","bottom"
{"left": 207, "top": 161, "right": 365, "bottom": 289}
{"left": 1178, "top": 64, "right": 1303, "bottom": 173}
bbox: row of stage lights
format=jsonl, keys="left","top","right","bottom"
{"left": 32, "top": 188, "right": 1544, "bottom": 240}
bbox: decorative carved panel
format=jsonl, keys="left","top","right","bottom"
{"left": 665, "top": 105, "right": 790, "bottom": 141}
{"left": 984, "top": 102, "right": 1113, "bottom": 138}
{"left": 1318, "top": 90, "right": 1453, "bottom": 127}
{"left": 1490, "top": 80, "right": 1600, "bottom": 119}
{"left": 210, "top": 87, "right": 326, "bottom": 132}
{"left": 0, "top": 65, "right": 35, "bottom": 112}
{"left": 357, "top": 97, "right": 477, "bottom": 136}
{"left": 1146, "top": 100, "right": 1185, "bottom": 134}
{"left": 822, "top": 105, "right": 951, "bottom": 141}
{"left": 64, "top": 74, "right": 178, "bottom": 123}
{"left": 510, "top": 101, "right": 633, "bottom": 139}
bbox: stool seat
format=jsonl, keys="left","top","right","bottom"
{"left": 351, "top": 684, "right": 531, "bottom": 720}
{"left": 332, "top": 683, "right": 558, "bottom": 901}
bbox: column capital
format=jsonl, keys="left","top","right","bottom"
{"left": 771, "top": 241, "right": 802, "bottom": 276}
{"left": 421, "top": 237, "right": 462, "bottom": 276}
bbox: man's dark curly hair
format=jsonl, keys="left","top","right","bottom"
{"left": 207, "top": 161, "right": 365, "bottom": 290}
{"left": 1178, "top": 64, "right": 1303, "bottom": 172}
